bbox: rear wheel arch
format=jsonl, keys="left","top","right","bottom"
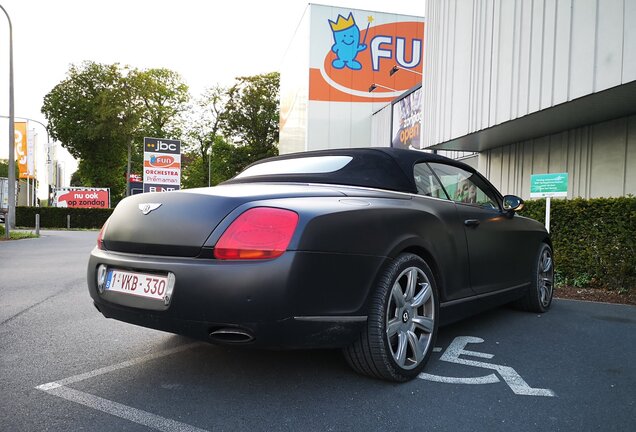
{"left": 384, "top": 239, "right": 445, "bottom": 303}
{"left": 400, "top": 246, "right": 444, "bottom": 300}
{"left": 359, "top": 242, "right": 442, "bottom": 323}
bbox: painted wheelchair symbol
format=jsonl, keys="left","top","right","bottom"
{"left": 419, "top": 336, "right": 556, "bottom": 397}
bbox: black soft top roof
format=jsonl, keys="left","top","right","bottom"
{"left": 223, "top": 148, "right": 476, "bottom": 194}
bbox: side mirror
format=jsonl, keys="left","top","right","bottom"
{"left": 502, "top": 195, "right": 525, "bottom": 213}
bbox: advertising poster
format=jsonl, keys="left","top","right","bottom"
{"left": 26, "top": 129, "right": 36, "bottom": 178}
{"left": 14, "top": 122, "right": 32, "bottom": 179}
{"left": 143, "top": 137, "right": 181, "bottom": 193}
{"left": 53, "top": 187, "right": 110, "bottom": 208}
{"left": 391, "top": 86, "right": 422, "bottom": 149}
{"left": 1, "top": 178, "right": 8, "bottom": 211}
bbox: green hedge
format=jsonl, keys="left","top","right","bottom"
{"left": 16, "top": 207, "right": 113, "bottom": 229}
{"left": 521, "top": 197, "right": 636, "bottom": 291}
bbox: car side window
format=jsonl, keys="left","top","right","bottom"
{"left": 427, "top": 163, "right": 500, "bottom": 210}
{"left": 413, "top": 163, "right": 448, "bottom": 199}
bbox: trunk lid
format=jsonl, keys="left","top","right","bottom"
{"left": 103, "top": 184, "right": 345, "bottom": 257}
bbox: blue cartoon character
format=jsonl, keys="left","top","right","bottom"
{"left": 329, "top": 12, "right": 368, "bottom": 70}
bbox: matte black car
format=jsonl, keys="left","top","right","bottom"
{"left": 88, "top": 148, "right": 553, "bottom": 382}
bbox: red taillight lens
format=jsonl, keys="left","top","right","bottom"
{"left": 214, "top": 207, "right": 299, "bottom": 260}
{"left": 97, "top": 220, "right": 108, "bottom": 250}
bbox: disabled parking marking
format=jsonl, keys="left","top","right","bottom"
{"left": 419, "top": 336, "right": 556, "bottom": 397}
{"left": 36, "top": 342, "right": 208, "bottom": 432}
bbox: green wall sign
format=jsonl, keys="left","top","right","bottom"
{"left": 530, "top": 173, "right": 568, "bottom": 198}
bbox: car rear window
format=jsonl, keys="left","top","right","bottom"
{"left": 236, "top": 156, "right": 353, "bottom": 179}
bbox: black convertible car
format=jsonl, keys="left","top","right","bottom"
{"left": 88, "top": 148, "right": 553, "bottom": 382}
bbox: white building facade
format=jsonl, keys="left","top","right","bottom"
{"left": 421, "top": 0, "right": 636, "bottom": 199}
{"left": 280, "top": 1, "right": 636, "bottom": 199}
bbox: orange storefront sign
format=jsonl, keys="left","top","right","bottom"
{"left": 310, "top": 20, "right": 424, "bottom": 103}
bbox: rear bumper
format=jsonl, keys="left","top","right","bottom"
{"left": 88, "top": 248, "right": 385, "bottom": 348}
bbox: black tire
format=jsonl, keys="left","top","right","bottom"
{"left": 515, "top": 243, "right": 554, "bottom": 313}
{"left": 343, "top": 253, "right": 439, "bottom": 382}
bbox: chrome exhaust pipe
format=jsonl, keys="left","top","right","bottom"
{"left": 209, "top": 328, "right": 255, "bottom": 344}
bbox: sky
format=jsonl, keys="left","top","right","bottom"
{"left": 0, "top": 0, "right": 424, "bottom": 196}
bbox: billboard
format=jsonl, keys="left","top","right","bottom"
{"left": 391, "top": 85, "right": 422, "bottom": 149}
{"left": 309, "top": 8, "right": 424, "bottom": 103}
{"left": 53, "top": 187, "right": 110, "bottom": 208}
{"left": 143, "top": 137, "right": 181, "bottom": 193}
{"left": 279, "top": 5, "right": 425, "bottom": 154}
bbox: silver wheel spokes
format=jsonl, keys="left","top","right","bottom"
{"left": 538, "top": 249, "right": 554, "bottom": 307}
{"left": 386, "top": 267, "right": 434, "bottom": 370}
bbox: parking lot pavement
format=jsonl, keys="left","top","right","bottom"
{"left": 1, "top": 231, "right": 635, "bottom": 431}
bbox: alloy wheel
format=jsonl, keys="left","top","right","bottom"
{"left": 538, "top": 247, "right": 554, "bottom": 308}
{"left": 385, "top": 266, "right": 435, "bottom": 370}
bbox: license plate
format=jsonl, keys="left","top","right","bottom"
{"left": 105, "top": 269, "right": 171, "bottom": 301}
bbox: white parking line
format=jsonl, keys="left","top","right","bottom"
{"left": 45, "top": 385, "right": 208, "bottom": 432}
{"left": 36, "top": 342, "right": 206, "bottom": 432}
{"left": 37, "top": 342, "right": 201, "bottom": 388}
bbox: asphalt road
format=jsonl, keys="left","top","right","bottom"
{"left": 1, "top": 231, "right": 634, "bottom": 431}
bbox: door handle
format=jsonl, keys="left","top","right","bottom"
{"left": 464, "top": 219, "right": 480, "bottom": 227}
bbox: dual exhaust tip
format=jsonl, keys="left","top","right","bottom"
{"left": 93, "top": 300, "right": 255, "bottom": 344}
{"left": 209, "top": 327, "right": 255, "bottom": 344}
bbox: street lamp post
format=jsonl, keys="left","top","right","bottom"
{"left": 0, "top": 4, "right": 15, "bottom": 236}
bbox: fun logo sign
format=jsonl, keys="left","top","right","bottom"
{"left": 310, "top": 12, "right": 424, "bottom": 102}
{"left": 149, "top": 155, "right": 175, "bottom": 168}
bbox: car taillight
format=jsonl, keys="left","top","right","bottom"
{"left": 97, "top": 220, "right": 109, "bottom": 250}
{"left": 214, "top": 207, "right": 299, "bottom": 260}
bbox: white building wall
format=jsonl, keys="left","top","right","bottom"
{"left": 422, "top": 0, "right": 636, "bottom": 148}
{"left": 370, "top": 104, "right": 392, "bottom": 148}
{"left": 478, "top": 114, "right": 636, "bottom": 199}
{"left": 279, "top": 6, "right": 310, "bottom": 155}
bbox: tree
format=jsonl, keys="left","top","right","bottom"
{"left": 0, "top": 160, "right": 18, "bottom": 178}
{"left": 222, "top": 72, "right": 280, "bottom": 161}
{"left": 125, "top": 68, "right": 190, "bottom": 185}
{"left": 42, "top": 62, "right": 134, "bottom": 197}
{"left": 183, "top": 86, "right": 227, "bottom": 187}
{"left": 69, "top": 170, "right": 82, "bottom": 186}
{"left": 180, "top": 73, "right": 281, "bottom": 189}
{"left": 128, "top": 68, "right": 190, "bottom": 140}
{"left": 42, "top": 62, "right": 190, "bottom": 200}
{"left": 209, "top": 139, "right": 254, "bottom": 184}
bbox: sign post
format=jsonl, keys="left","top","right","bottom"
{"left": 530, "top": 173, "right": 568, "bottom": 233}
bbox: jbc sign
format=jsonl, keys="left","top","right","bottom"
{"left": 143, "top": 137, "right": 181, "bottom": 193}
